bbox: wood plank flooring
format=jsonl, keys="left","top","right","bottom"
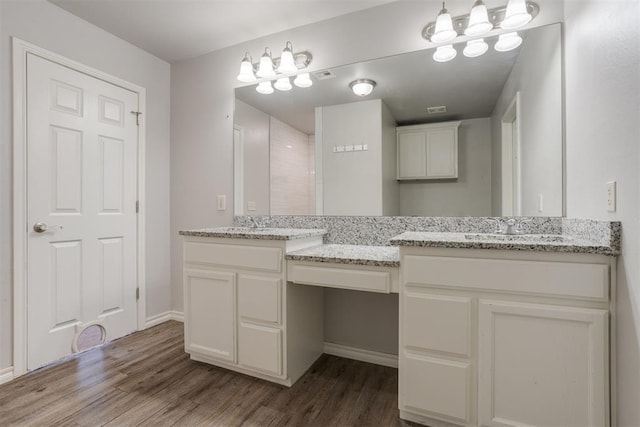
{"left": 0, "top": 321, "right": 416, "bottom": 426}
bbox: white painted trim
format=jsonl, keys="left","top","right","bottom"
{"left": 145, "top": 311, "right": 184, "bottom": 328}
{"left": 0, "top": 367, "right": 14, "bottom": 385}
{"left": 12, "top": 37, "right": 147, "bottom": 377}
{"left": 323, "top": 342, "right": 398, "bottom": 368}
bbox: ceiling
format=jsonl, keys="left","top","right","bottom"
{"left": 48, "top": 0, "right": 395, "bottom": 62}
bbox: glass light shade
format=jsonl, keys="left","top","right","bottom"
{"left": 501, "top": 0, "right": 532, "bottom": 29}
{"left": 350, "top": 79, "right": 376, "bottom": 97}
{"left": 293, "top": 73, "right": 313, "bottom": 88}
{"left": 463, "top": 38, "right": 489, "bottom": 57}
{"left": 465, "top": 0, "right": 493, "bottom": 36}
{"left": 431, "top": 6, "right": 458, "bottom": 43}
{"left": 495, "top": 32, "right": 523, "bottom": 51}
{"left": 256, "top": 49, "right": 276, "bottom": 78}
{"left": 433, "top": 45, "right": 457, "bottom": 62}
{"left": 236, "top": 53, "right": 256, "bottom": 82}
{"left": 256, "top": 81, "right": 274, "bottom": 94}
{"left": 274, "top": 77, "right": 292, "bottom": 91}
{"left": 277, "top": 43, "right": 297, "bottom": 74}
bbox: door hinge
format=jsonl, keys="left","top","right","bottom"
{"left": 136, "top": 200, "right": 139, "bottom": 213}
{"left": 136, "top": 287, "right": 140, "bottom": 301}
{"left": 130, "top": 110, "right": 142, "bottom": 126}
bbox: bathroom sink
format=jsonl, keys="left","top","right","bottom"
{"left": 464, "top": 233, "right": 567, "bottom": 243}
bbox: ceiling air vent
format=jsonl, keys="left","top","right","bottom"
{"left": 313, "top": 70, "right": 336, "bottom": 80}
{"left": 427, "top": 105, "right": 447, "bottom": 114}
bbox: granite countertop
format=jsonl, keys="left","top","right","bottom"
{"left": 286, "top": 244, "right": 400, "bottom": 267}
{"left": 179, "top": 227, "right": 326, "bottom": 241}
{"left": 389, "top": 231, "right": 620, "bottom": 256}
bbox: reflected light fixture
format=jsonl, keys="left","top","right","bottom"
{"left": 277, "top": 42, "right": 297, "bottom": 74}
{"left": 463, "top": 38, "right": 489, "bottom": 57}
{"left": 501, "top": 0, "right": 532, "bottom": 29}
{"left": 431, "top": 3, "right": 458, "bottom": 43}
{"left": 294, "top": 73, "right": 313, "bottom": 88}
{"left": 433, "top": 45, "right": 457, "bottom": 62}
{"left": 494, "top": 32, "right": 523, "bottom": 51}
{"left": 256, "top": 48, "right": 276, "bottom": 78}
{"left": 274, "top": 77, "right": 292, "bottom": 91}
{"left": 349, "top": 79, "right": 376, "bottom": 97}
{"left": 256, "top": 81, "right": 274, "bottom": 94}
{"left": 465, "top": 0, "right": 492, "bottom": 36}
{"left": 236, "top": 52, "right": 256, "bottom": 82}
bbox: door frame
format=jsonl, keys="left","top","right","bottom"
{"left": 12, "top": 37, "right": 147, "bottom": 377}
{"left": 501, "top": 91, "right": 522, "bottom": 216}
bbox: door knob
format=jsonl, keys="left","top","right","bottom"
{"left": 33, "top": 222, "right": 63, "bottom": 233}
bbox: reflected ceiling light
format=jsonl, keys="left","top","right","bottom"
{"left": 495, "top": 32, "right": 523, "bottom": 51}
{"left": 256, "top": 81, "right": 274, "bottom": 94}
{"left": 501, "top": 0, "right": 532, "bottom": 29}
{"left": 433, "top": 45, "right": 457, "bottom": 62}
{"left": 277, "top": 42, "right": 298, "bottom": 74}
{"left": 349, "top": 79, "right": 376, "bottom": 97}
{"left": 256, "top": 48, "right": 276, "bottom": 78}
{"left": 463, "top": 38, "right": 489, "bottom": 57}
{"left": 294, "top": 73, "right": 313, "bottom": 88}
{"left": 431, "top": 3, "right": 458, "bottom": 43}
{"left": 274, "top": 77, "right": 292, "bottom": 91}
{"left": 236, "top": 52, "right": 256, "bottom": 82}
{"left": 465, "top": 0, "right": 493, "bottom": 36}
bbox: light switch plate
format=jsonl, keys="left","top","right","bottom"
{"left": 607, "top": 181, "right": 616, "bottom": 212}
{"left": 217, "top": 195, "right": 226, "bottom": 211}
{"left": 247, "top": 201, "right": 257, "bottom": 211}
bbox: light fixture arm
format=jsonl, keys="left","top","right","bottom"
{"left": 422, "top": 1, "right": 539, "bottom": 41}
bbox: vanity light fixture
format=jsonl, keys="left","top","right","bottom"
{"left": 431, "top": 3, "right": 458, "bottom": 43}
{"left": 274, "top": 77, "right": 292, "bottom": 91}
{"left": 277, "top": 42, "right": 297, "bottom": 74}
{"left": 236, "top": 52, "right": 256, "bottom": 82}
{"left": 463, "top": 38, "right": 489, "bottom": 57}
{"left": 433, "top": 45, "right": 457, "bottom": 62}
{"left": 501, "top": 0, "right": 533, "bottom": 29}
{"left": 294, "top": 73, "right": 313, "bottom": 88}
{"left": 494, "top": 32, "right": 523, "bottom": 51}
{"left": 256, "top": 81, "right": 274, "bottom": 94}
{"left": 349, "top": 79, "right": 376, "bottom": 96}
{"left": 465, "top": 0, "right": 493, "bottom": 36}
{"left": 256, "top": 48, "right": 276, "bottom": 78}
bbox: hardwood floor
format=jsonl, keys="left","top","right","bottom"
{"left": 0, "top": 321, "right": 416, "bottom": 426}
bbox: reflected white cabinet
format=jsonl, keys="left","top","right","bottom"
{"left": 182, "top": 235, "right": 324, "bottom": 386}
{"left": 398, "top": 248, "right": 614, "bottom": 427}
{"left": 397, "top": 121, "right": 460, "bottom": 180}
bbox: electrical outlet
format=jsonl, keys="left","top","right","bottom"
{"left": 538, "top": 194, "right": 544, "bottom": 212}
{"left": 607, "top": 181, "right": 616, "bottom": 212}
{"left": 247, "top": 201, "right": 257, "bottom": 211}
{"left": 217, "top": 195, "right": 226, "bottom": 211}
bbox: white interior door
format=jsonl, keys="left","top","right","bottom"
{"left": 26, "top": 53, "right": 139, "bottom": 370}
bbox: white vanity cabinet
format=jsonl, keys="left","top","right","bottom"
{"left": 398, "top": 247, "right": 614, "bottom": 427}
{"left": 182, "top": 235, "right": 324, "bottom": 386}
{"left": 396, "top": 121, "right": 460, "bottom": 180}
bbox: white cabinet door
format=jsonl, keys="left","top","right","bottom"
{"left": 238, "top": 323, "right": 283, "bottom": 376}
{"left": 426, "top": 128, "right": 457, "bottom": 178}
{"left": 478, "top": 300, "right": 609, "bottom": 427}
{"left": 397, "top": 132, "right": 427, "bottom": 179}
{"left": 397, "top": 121, "right": 459, "bottom": 180}
{"left": 184, "top": 269, "right": 236, "bottom": 363}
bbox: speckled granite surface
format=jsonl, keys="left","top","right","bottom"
{"left": 286, "top": 244, "right": 400, "bottom": 267}
{"left": 390, "top": 231, "right": 620, "bottom": 255}
{"left": 179, "top": 227, "right": 326, "bottom": 241}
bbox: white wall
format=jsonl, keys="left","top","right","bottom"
{"left": 563, "top": 1, "right": 640, "bottom": 425}
{"left": 381, "top": 101, "right": 400, "bottom": 216}
{"left": 491, "top": 23, "right": 563, "bottom": 216}
{"left": 400, "top": 118, "right": 492, "bottom": 216}
{"left": 233, "top": 99, "right": 270, "bottom": 215}
{"left": 320, "top": 99, "right": 383, "bottom": 215}
{"left": 170, "top": 0, "right": 564, "bottom": 346}
{"left": 0, "top": 0, "right": 171, "bottom": 372}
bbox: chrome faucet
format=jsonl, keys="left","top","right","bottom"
{"left": 486, "top": 218, "right": 532, "bottom": 235}
{"left": 248, "top": 216, "right": 270, "bottom": 229}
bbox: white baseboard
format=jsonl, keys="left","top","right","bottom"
{"left": 145, "top": 310, "right": 184, "bottom": 328}
{"left": 323, "top": 342, "right": 398, "bottom": 368}
{"left": 0, "top": 367, "right": 14, "bottom": 385}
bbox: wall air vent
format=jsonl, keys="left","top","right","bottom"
{"left": 427, "top": 106, "right": 447, "bottom": 114}
{"left": 313, "top": 70, "right": 336, "bottom": 80}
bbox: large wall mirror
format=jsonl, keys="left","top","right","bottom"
{"left": 234, "top": 23, "right": 563, "bottom": 217}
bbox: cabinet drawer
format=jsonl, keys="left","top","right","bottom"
{"left": 404, "top": 293, "right": 471, "bottom": 357}
{"left": 288, "top": 263, "right": 392, "bottom": 293}
{"left": 238, "top": 323, "right": 283, "bottom": 376}
{"left": 184, "top": 242, "right": 282, "bottom": 273}
{"left": 401, "top": 353, "right": 471, "bottom": 423}
{"left": 404, "top": 255, "right": 609, "bottom": 301}
{"left": 238, "top": 275, "right": 281, "bottom": 324}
